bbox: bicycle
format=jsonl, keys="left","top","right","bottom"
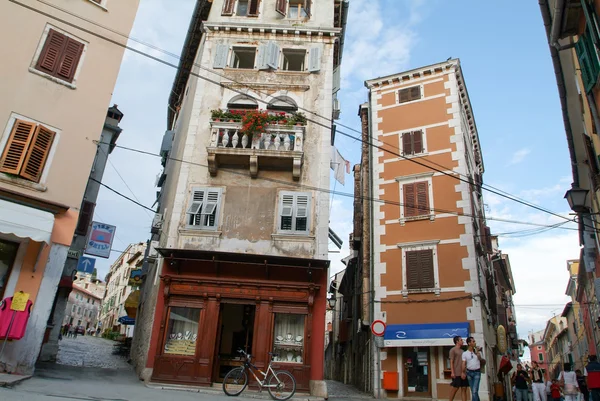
{"left": 222, "top": 349, "right": 296, "bottom": 400}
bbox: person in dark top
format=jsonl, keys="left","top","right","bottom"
{"left": 577, "top": 369, "right": 589, "bottom": 401}
{"left": 587, "top": 355, "right": 600, "bottom": 401}
{"left": 513, "top": 364, "right": 531, "bottom": 401}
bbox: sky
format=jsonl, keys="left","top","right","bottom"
{"left": 91, "top": 0, "right": 579, "bottom": 342}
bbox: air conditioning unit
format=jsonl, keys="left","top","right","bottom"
{"left": 150, "top": 213, "right": 163, "bottom": 234}
{"left": 149, "top": 240, "right": 160, "bottom": 257}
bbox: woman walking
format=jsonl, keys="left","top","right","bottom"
{"left": 560, "top": 363, "right": 580, "bottom": 401}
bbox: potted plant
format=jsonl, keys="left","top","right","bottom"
{"left": 211, "top": 109, "right": 224, "bottom": 121}
{"left": 292, "top": 111, "right": 306, "bottom": 126}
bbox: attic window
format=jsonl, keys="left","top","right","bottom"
{"left": 398, "top": 86, "right": 421, "bottom": 104}
{"left": 227, "top": 94, "right": 258, "bottom": 110}
{"left": 267, "top": 96, "right": 298, "bottom": 112}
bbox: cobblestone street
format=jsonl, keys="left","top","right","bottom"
{"left": 57, "top": 335, "right": 130, "bottom": 369}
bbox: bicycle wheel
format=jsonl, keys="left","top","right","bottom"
{"left": 267, "top": 370, "right": 296, "bottom": 401}
{"left": 223, "top": 367, "right": 248, "bottom": 396}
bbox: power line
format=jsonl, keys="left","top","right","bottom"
{"left": 89, "top": 177, "right": 156, "bottom": 213}
{"left": 19, "top": 0, "right": 580, "bottom": 227}
{"left": 98, "top": 139, "right": 582, "bottom": 233}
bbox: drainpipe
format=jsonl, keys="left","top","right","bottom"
{"left": 539, "top": 0, "right": 580, "bottom": 186}
{"left": 549, "top": 0, "right": 566, "bottom": 48}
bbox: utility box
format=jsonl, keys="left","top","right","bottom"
{"left": 383, "top": 371, "right": 399, "bottom": 391}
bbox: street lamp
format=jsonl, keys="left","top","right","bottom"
{"left": 328, "top": 295, "right": 337, "bottom": 309}
{"left": 564, "top": 186, "right": 589, "bottom": 213}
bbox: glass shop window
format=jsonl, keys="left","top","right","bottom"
{"left": 163, "top": 307, "right": 201, "bottom": 356}
{"left": 272, "top": 314, "right": 305, "bottom": 364}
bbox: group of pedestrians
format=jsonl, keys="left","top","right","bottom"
{"left": 447, "top": 335, "right": 600, "bottom": 401}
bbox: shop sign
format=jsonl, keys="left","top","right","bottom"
{"left": 128, "top": 269, "right": 143, "bottom": 287}
{"left": 497, "top": 325, "right": 507, "bottom": 354}
{"left": 85, "top": 222, "right": 116, "bottom": 259}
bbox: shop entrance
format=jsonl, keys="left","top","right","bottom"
{"left": 403, "top": 347, "right": 431, "bottom": 397}
{"left": 213, "top": 303, "right": 256, "bottom": 382}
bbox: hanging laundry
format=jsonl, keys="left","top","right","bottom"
{"left": 330, "top": 146, "right": 348, "bottom": 185}
{"left": 0, "top": 296, "right": 33, "bottom": 340}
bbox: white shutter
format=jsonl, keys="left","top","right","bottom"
{"left": 187, "top": 190, "right": 204, "bottom": 215}
{"left": 333, "top": 66, "right": 341, "bottom": 93}
{"left": 308, "top": 46, "right": 321, "bottom": 72}
{"left": 295, "top": 195, "right": 308, "bottom": 218}
{"left": 202, "top": 190, "right": 220, "bottom": 215}
{"left": 257, "top": 44, "right": 269, "bottom": 70}
{"left": 267, "top": 41, "right": 280, "bottom": 69}
{"left": 281, "top": 194, "right": 294, "bottom": 216}
{"left": 213, "top": 44, "right": 229, "bottom": 69}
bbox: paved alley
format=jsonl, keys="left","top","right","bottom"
{"left": 57, "top": 335, "right": 130, "bottom": 369}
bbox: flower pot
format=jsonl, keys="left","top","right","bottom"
{"left": 214, "top": 118, "right": 221, "bottom": 122}
{"left": 296, "top": 123, "right": 302, "bottom": 126}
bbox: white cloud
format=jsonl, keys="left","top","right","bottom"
{"left": 507, "top": 148, "right": 531, "bottom": 166}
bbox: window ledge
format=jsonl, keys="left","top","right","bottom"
{"left": 0, "top": 173, "right": 47, "bottom": 192}
{"left": 275, "top": 71, "right": 311, "bottom": 76}
{"left": 402, "top": 287, "right": 441, "bottom": 297}
{"left": 272, "top": 233, "right": 314, "bottom": 242}
{"left": 85, "top": 0, "right": 108, "bottom": 11}
{"left": 179, "top": 228, "right": 222, "bottom": 237}
{"left": 399, "top": 214, "right": 434, "bottom": 225}
{"left": 399, "top": 152, "right": 428, "bottom": 160}
{"left": 28, "top": 67, "right": 76, "bottom": 90}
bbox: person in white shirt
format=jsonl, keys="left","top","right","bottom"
{"left": 462, "top": 337, "right": 483, "bottom": 401}
{"left": 531, "top": 361, "right": 546, "bottom": 401}
{"left": 560, "top": 363, "right": 580, "bottom": 401}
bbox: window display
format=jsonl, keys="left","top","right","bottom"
{"left": 272, "top": 314, "right": 305, "bottom": 364}
{"left": 163, "top": 307, "right": 200, "bottom": 356}
{"left": 0, "top": 240, "right": 18, "bottom": 300}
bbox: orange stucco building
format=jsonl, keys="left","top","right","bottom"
{"left": 363, "top": 59, "right": 496, "bottom": 400}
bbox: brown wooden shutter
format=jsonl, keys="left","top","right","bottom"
{"left": 402, "top": 132, "right": 412, "bottom": 155}
{"left": 399, "top": 88, "right": 409, "bottom": 103}
{"left": 419, "top": 249, "right": 435, "bottom": 288}
{"left": 276, "top": 0, "right": 286, "bottom": 15}
{"left": 248, "top": 0, "right": 260, "bottom": 16}
{"left": 56, "top": 38, "right": 84, "bottom": 82}
{"left": 0, "top": 120, "right": 37, "bottom": 175}
{"left": 20, "top": 125, "right": 55, "bottom": 183}
{"left": 75, "top": 200, "right": 96, "bottom": 236}
{"left": 412, "top": 130, "right": 423, "bottom": 153}
{"left": 36, "top": 29, "right": 68, "bottom": 75}
{"left": 415, "top": 181, "right": 429, "bottom": 216}
{"left": 222, "top": 0, "right": 235, "bottom": 15}
{"left": 403, "top": 183, "right": 416, "bottom": 217}
{"left": 406, "top": 251, "right": 420, "bottom": 289}
{"left": 304, "top": 0, "right": 311, "bottom": 17}
{"left": 410, "top": 86, "right": 421, "bottom": 101}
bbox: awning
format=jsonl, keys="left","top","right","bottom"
{"left": 383, "top": 322, "right": 470, "bottom": 347}
{"left": 0, "top": 199, "right": 54, "bottom": 244}
{"left": 124, "top": 290, "right": 140, "bottom": 318}
{"left": 118, "top": 316, "right": 135, "bottom": 325}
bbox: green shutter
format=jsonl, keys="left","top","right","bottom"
{"left": 576, "top": 29, "right": 600, "bottom": 93}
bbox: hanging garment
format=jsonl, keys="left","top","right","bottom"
{"left": 0, "top": 297, "right": 33, "bottom": 340}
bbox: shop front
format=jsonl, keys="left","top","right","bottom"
{"left": 147, "top": 249, "right": 328, "bottom": 391}
{"left": 381, "top": 322, "right": 470, "bottom": 399}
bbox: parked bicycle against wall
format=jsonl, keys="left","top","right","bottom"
{"left": 222, "top": 349, "right": 296, "bottom": 400}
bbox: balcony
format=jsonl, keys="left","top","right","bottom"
{"left": 207, "top": 121, "right": 304, "bottom": 180}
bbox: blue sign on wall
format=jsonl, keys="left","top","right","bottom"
{"left": 383, "top": 322, "right": 470, "bottom": 347}
{"left": 76, "top": 256, "right": 96, "bottom": 274}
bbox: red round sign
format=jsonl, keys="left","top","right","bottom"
{"left": 371, "top": 320, "right": 386, "bottom": 337}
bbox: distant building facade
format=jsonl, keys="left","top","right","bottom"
{"left": 63, "top": 272, "right": 105, "bottom": 332}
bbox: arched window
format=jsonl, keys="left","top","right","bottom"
{"left": 267, "top": 96, "right": 298, "bottom": 112}
{"left": 227, "top": 94, "right": 258, "bottom": 110}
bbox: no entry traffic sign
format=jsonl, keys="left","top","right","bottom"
{"left": 371, "top": 320, "right": 386, "bottom": 337}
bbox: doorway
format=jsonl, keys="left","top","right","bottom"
{"left": 213, "top": 303, "right": 256, "bottom": 382}
{"left": 403, "top": 347, "right": 431, "bottom": 396}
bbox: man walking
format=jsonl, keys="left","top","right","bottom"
{"left": 532, "top": 361, "right": 546, "bottom": 401}
{"left": 462, "top": 337, "right": 483, "bottom": 401}
{"left": 449, "top": 336, "right": 469, "bottom": 401}
{"left": 513, "top": 363, "right": 531, "bottom": 401}
{"left": 587, "top": 355, "right": 600, "bottom": 401}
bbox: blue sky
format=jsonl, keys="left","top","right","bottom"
{"left": 92, "top": 0, "right": 579, "bottom": 341}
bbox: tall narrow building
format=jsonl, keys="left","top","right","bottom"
{"left": 361, "top": 60, "right": 497, "bottom": 400}
{"left": 131, "top": 0, "right": 348, "bottom": 394}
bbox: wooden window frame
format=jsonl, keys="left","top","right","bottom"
{"left": 399, "top": 241, "right": 440, "bottom": 296}
{"left": 286, "top": 0, "right": 311, "bottom": 20}
{"left": 401, "top": 129, "right": 425, "bottom": 156}
{"left": 33, "top": 28, "right": 85, "bottom": 85}
{"left": 222, "top": 0, "right": 261, "bottom": 17}
{"left": 396, "top": 172, "right": 435, "bottom": 225}
{"left": 397, "top": 85, "right": 423, "bottom": 104}
{"left": 0, "top": 118, "right": 57, "bottom": 184}
{"left": 185, "top": 187, "right": 223, "bottom": 231}
{"left": 277, "top": 191, "right": 311, "bottom": 235}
